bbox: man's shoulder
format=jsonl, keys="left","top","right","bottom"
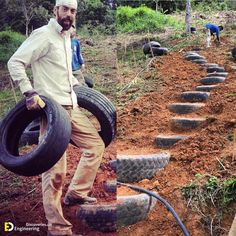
{"left": 30, "top": 25, "right": 50, "bottom": 37}
{"left": 205, "top": 23, "right": 212, "bottom": 28}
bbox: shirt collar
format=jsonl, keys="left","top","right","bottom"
{"left": 49, "top": 18, "right": 63, "bottom": 33}
{"left": 48, "top": 18, "right": 71, "bottom": 36}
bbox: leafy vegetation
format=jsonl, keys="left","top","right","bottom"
{"left": 0, "top": 30, "right": 25, "bottom": 63}
{"left": 116, "top": 6, "right": 184, "bottom": 33}
{"left": 0, "top": 88, "right": 22, "bottom": 119}
{"left": 182, "top": 175, "right": 236, "bottom": 235}
{"left": 191, "top": 0, "right": 228, "bottom": 11}
{"left": 117, "top": 0, "right": 236, "bottom": 13}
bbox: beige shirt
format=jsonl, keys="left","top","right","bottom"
{"left": 8, "top": 18, "right": 78, "bottom": 107}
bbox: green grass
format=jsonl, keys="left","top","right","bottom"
{"left": 182, "top": 174, "right": 236, "bottom": 235}
{"left": 0, "top": 89, "right": 22, "bottom": 119}
{"left": 225, "top": 92, "right": 236, "bottom": 98}
{"left": 116, "top": 6, "right": 184, "bottom": 34}
{"left": 118, "top": 47, "right": 146, "bottom": 67}
{"left": 0, "top": 30, "right": 25, "bottom": 63}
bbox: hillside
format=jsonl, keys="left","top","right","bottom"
{"left": 117, "top": 35, "right": 236, "bottom": 235}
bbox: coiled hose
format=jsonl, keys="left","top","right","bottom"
{"left": 117, "top": 181, "right": 190, "bottom": 236}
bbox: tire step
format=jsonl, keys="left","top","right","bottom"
{"left": 207, "top": 67, "right": 225, "bottom": 73}
{"left": 117, "top": 152, "right": 170, "bottom": 183}
{"left": 184, "top": 51, "right": 200, "bottom": 56}
{"left": 185, "top": 55, "right": 206, "bottom": 61}
{"left": 143, "top": 41, "right": 161, "bottom": 54}
{"left": 171, "top": 117, "right": 207, "bottom": 131}
{"left": 148, "top": 47, "right": 169, "bottom": 57}
{"left": 155, "top": 135, "right": 189, "bottom": 148}
{"left": 200, "top": 77, "right": 226, "bottom": 85}
{"left": 76, "top": 193, "right": 157, "bottom": 232}
{"left": 104, "top": 180, "right": 117, "bottom": 193}
{"left": 196, "top": 85, "right": 218, "bottom": 92}
{"left": 117, "top": 193, "right": 157, "bottom": 227}
{"left": 207, "top": 72, "right": 228, "bottom": 77}
{"left": 181, "top": 91, "right": 210, "bottom": 102}
{"left": 192, "top": 59, "right": 207, "bottom": 64}
{"left": 109, "top": 160, "right": 116, "bottom": 172}
{"left": 168, "top": 102, "right": 205, "bottom": 114}
{"left": 203, "top": 63, "right": 219, "bottom": 68}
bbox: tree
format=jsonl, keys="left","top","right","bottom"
{"left": 0, "top": 0, "right": 8, "bottom": 31}
{"left": 4, "top": 0, "right": 51, "bottom": 35}
{"left": 185, "top": 0, "right": 191, "bottom": 34}
{"left": 76, "top": 0, "right": 115, "bottom": 28}
{"left": 153, "top": 0, "right": 159, "bottom": 12}
{"left": 15, "top": 0, "right": 48, "bottom": 36}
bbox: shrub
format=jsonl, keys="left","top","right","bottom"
{"left": 116, "top": 6, "right": 184, "bottom": 34}
{"left": 192, "top": 0, "right": 228, "bottom": 11}
{"left": 0, "top": 31, "right": 25, "bottom": 64}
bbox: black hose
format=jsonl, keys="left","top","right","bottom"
{"left": 117, "top": 181, "right": 190, "bottom": 236}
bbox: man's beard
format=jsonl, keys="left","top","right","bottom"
{"left": 57, "top": 15, "right": 73, "bottom": 31}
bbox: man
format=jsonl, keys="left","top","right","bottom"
{"left": 70, "top": 29, "right": 86, "bottom": 86}
{"left": 7, "top": 0, "right": 105, "bottom": 235}
{"left": 71, "top": 30, "right": 94, "bottom": 88}
{"left": 204, "top": 23, "right": 223, "bottom": 47}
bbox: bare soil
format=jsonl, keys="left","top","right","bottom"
{"left": 117, "top": 36, "right": 236, "bottom": 236}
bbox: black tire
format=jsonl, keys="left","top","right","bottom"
{"left": 104, "top": 180, "right": 117, "bottom": 193}
{"left": 19, "top": 119, "right": 40, "bottom": 146}
{"left": 73, "top": 86, "right": 116, "bottom": 147}
{"left": 152, "top": 47, "right": 168, "bottom": 56}
{"left": 117, "top": 153, "right": 170, "bottom": 183}
{"left": 117, "top": 193, "right": 157, "bottom": 227}
{"left": 84, "top": 75, "right": 94, "bottom": 88}
{"left": 207, "top": 67, "right": 225, "bottom": 73}
{"left": 192, "top": 59, "right": 207, "bottom": 65}
{"left": 190, "top": 27, "right": 196, "bottom": 33}
{"left": 185, "top": 55, "right": 205, "bottom": 61}
{"left": 109, "top": 160, "right": 116, "bottom": 172}
{"left": 231, "top": 47, "right": 236, "bottom": 60}
{"left": 76, "top": 193, "right": 157, "bottom": 232}
{"left": 76, "top": 204, "right": 117, "bottom": 232}
{"left": 0, "top": 96, "right": 71, "bottom": 176}
{"left": 19, "top": 87, "right": 116, "bottom": 148}
{"left": 143, "top": 41, "right": 161, "bottom": 55}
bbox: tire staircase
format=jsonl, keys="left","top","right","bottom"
{"left": 155, "top": 51, "right": 227, "bottom": 149}
{"left": 75, "top": 51, "right": 228, "bottom": 233}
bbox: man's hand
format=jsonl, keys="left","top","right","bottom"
{"left": 24, "top": 90, "right": 46, "bottom": 110}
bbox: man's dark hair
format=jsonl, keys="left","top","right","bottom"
{"left": 218, "top": 25, "right": 223, "bottom": 31}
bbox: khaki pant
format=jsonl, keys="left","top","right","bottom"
{"left": 229, "top": 214, "right": 236, "bottom": 236}
{"left": 73, "top": 70, "right": 86, "bottom": 86}
{"left": 41, "top": 106, "right": 105, "bottom": 235}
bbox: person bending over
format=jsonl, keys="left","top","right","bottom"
{"left": 204, "top": 23, "right": 223, "bottom": 47}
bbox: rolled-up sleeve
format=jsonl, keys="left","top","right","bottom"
{"left": 7, "top": 29, "right": 49, "bottom": 94}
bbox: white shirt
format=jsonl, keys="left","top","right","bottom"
{"left": 8, "top": 18, "right": 78, "bottom": 107}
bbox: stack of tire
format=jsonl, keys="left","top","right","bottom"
{"left": 143, "top": 41, "right": 168, "bottom": 57}
{"left": 231, "top": 47, "right": 236, "bottom": 60}
{"left": 75, "top": 152, "right": 170, "bottom": 233}
{"left": 0, "top": 86, "right": 117, "bottom": 176}
{"left": 83, "top": 74, "right": 94, "bottom": 88}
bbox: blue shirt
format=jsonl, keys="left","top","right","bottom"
{"left": 71, "top": 37, "right": 84, "bottom": 71}
{"left": 205, "top": 24, "right": 220, "bottom": 40}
